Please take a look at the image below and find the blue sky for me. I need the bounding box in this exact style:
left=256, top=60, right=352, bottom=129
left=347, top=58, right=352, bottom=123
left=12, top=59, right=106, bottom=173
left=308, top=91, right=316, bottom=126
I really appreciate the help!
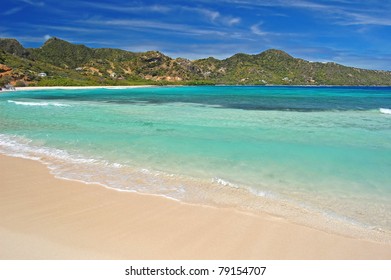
left=1, top=0, right=391, bottom=70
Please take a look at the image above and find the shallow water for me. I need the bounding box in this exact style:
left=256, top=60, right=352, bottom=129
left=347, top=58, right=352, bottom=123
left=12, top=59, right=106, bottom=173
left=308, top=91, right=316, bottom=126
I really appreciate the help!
left=1, top=86, right=390, bottom=242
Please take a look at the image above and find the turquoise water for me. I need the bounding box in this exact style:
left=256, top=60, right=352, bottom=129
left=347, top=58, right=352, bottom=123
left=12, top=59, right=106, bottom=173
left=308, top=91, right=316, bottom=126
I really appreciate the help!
left=1, top=86, right=391, bottom=241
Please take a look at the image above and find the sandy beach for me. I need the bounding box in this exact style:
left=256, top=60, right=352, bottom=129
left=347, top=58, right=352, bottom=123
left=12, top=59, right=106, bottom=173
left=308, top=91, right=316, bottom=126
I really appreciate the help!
left=10, top=85, right=155, bottom=91
left=1, top=154, right=390, bottom=260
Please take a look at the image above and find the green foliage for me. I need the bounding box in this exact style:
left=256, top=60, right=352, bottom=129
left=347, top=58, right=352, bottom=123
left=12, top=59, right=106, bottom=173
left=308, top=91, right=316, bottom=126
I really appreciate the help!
left=0, top=38, right=29, bottom=57
left=29, top=37, right=94, bottom=69
left=36, top=77, right=96, bottom=87
left=0, top=75, right=11, bottom=87
left=1, top=37, right=391, bottom=86
left=184, top=80, right=215, bottom=85
left=15, top=80, right=26, bottom=87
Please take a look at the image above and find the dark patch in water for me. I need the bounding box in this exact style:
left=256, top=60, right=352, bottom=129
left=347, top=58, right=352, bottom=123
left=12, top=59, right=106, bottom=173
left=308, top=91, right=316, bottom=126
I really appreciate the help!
left=2, top=86, right=391, bottom=112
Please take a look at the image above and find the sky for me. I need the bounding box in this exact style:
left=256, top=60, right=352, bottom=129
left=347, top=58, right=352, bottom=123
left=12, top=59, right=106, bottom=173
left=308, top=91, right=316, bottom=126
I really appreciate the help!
left=1, top=0, right=391, bottom=70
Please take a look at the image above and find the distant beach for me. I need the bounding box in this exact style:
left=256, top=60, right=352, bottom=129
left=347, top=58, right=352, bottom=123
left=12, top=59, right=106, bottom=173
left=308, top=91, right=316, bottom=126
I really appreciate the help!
left=13, top=85, right=155, bottom=91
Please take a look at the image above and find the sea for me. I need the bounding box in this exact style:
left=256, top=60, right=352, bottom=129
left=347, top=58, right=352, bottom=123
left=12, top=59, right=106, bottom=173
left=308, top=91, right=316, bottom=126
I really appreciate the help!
left=1, top=86, right=390, bottom=242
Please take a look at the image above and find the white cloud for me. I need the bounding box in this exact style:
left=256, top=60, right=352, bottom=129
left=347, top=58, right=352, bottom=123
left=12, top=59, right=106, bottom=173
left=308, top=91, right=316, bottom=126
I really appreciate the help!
left=36, top=25, right=98, bottom=33
left=337, top=11, right=391, bottom=26
left=44, top=34, right=51, bottom=41
left=227, top=17, right=241, bottom=26
left=2, top=7, right=24, bottom=16
left=220, top=0, right=391, bottom=27
left=178, top=6, right=241, bottom=26
left=19, top=0, right=45, bottom=7
left=250, top=22, right=269, bottom=36
left=199, top=9, right=220, bottom=22
left=82, top=19, right=229, bottom=37
left=78, top=2, right=171, bottom=14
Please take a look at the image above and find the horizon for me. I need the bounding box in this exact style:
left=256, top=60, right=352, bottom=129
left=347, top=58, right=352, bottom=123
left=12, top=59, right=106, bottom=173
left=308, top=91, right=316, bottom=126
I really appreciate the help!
left=1, top=0, right=391, bottom=70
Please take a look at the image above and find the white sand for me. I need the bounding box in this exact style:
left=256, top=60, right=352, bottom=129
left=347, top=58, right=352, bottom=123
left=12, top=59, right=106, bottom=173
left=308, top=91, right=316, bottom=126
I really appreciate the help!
left=1, top=154, right=391, bottom=259
left=14, top=85, right=155, bottom=91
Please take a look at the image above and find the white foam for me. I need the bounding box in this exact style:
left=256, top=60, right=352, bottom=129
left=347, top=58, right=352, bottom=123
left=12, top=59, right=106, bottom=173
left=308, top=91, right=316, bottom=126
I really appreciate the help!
left=7, top=100, right=70, bottom=107
left=0, top=135, right=180, bottom=196
left=249, top=189, right=268, bottom=197
left=110, top=163, right=124, bottom=168
left=0, top=134, right=97, bottom=166
left=212, top=177, right=238, bottom=188
left=1, top=134, right=390, bottom=244
left=140, top=168, right=152, bottom=174
left=380, top=108, right=391, bottom=115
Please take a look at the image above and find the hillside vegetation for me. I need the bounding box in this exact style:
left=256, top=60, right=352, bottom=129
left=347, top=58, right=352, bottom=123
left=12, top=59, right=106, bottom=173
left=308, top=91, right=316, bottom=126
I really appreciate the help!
left=1, top=37, right=391, bottom=86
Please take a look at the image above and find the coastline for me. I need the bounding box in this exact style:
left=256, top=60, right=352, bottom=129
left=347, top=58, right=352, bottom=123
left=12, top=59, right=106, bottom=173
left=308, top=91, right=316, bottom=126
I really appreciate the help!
left=1, top=85, right=389, bottom=95
left=1, top=154, right=390, bottom=259
left=11, top=85, right=156, bottom=91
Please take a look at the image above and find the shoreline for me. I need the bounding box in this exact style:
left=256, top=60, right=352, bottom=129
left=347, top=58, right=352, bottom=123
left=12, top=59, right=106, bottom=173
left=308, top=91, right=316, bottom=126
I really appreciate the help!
left=2, top=84, right=390, bottom=93
left=11, top=85, right=156, bottom=91
left=1, top=154, right=391, bottom=259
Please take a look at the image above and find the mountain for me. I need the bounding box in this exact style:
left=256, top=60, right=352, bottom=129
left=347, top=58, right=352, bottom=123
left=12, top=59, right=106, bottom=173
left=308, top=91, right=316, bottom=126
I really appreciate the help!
left=1, top=37, right=391, bottom=86
left=0, top=39, right=29, bottom=57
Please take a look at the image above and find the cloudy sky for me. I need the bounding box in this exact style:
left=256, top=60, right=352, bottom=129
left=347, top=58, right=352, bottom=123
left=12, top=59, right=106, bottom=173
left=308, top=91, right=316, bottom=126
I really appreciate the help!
left=1, top=0, right=391, bottom=70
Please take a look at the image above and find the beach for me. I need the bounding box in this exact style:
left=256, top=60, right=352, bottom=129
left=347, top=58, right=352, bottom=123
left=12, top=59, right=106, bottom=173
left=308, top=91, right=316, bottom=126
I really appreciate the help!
left=1, top=154, right=391, bottom=259
left=1, top=85, right=391, bottom=259
left=8, top=85, right=156, bottom=91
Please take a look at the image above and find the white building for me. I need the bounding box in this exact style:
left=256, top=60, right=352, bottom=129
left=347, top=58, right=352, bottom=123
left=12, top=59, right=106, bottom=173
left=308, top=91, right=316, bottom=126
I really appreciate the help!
left=38, top=72, right=47, bottom=77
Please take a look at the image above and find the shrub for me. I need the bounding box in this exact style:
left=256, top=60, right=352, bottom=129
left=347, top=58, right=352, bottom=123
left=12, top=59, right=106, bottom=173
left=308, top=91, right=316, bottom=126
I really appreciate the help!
left=15, top=80, right=26, bottom=87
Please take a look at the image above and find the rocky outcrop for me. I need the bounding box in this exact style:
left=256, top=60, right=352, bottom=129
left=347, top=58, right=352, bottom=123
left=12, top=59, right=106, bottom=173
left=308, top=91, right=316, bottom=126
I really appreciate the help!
left=0, top=64, right=12, bottom=78
left=0, top=64, right=12, bottom=73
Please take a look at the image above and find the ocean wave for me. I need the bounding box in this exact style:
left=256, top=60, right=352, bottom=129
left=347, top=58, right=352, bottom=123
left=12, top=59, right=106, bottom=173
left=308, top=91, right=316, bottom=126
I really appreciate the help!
left=0, top=134, right=253, bottom=202
left=212, top=177, right=239, bottom=188
left=0, top=134, right=186, bottom=193
left=0, top=134, right=97, bottom=165
left=1, top=133, right=390, bottom=243
left=380, top=108, right=391, bottom=115
left=7, top=100, right=70, bottom=107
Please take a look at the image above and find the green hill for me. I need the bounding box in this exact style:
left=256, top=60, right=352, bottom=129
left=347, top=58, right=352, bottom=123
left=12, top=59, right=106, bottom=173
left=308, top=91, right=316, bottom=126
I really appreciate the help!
left=29, top=38, right=95, bottom=69
left=1, top=37, right=391, bottom=86
left=0, top=38, right=29, bottom=57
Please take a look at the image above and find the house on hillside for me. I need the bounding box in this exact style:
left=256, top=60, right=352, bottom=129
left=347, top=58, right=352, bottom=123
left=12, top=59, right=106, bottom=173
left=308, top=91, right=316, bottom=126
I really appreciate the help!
left=38, top=72, right=47, bottom=77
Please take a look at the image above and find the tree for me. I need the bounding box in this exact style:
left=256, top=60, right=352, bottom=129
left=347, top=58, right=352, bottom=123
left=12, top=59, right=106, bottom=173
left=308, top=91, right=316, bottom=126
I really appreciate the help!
left=0, top=75, right=11, bottom=87
left=15, top=80, right=26, bottom=87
